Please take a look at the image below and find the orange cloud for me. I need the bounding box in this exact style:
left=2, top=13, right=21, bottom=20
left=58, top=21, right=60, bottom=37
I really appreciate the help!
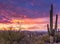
left=11, top=17, right=49, bottom=24
left=0, top=15, right=60, bottom=31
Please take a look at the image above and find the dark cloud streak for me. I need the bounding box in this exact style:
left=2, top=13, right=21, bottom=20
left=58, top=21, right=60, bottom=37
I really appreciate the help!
left=0, top=0, right=60, bottom=23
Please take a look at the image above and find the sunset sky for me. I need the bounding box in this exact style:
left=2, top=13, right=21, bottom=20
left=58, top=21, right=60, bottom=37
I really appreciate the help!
left=0, top=0, right=60, bottom=31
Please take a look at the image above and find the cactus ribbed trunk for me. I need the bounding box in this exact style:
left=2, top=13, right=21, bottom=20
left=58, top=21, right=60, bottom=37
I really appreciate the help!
left=50, top=4, right=53, bottom=33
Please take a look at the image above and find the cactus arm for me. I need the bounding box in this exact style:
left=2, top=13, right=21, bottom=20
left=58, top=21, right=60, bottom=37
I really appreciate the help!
left=47, top=24, right=50, bottom=35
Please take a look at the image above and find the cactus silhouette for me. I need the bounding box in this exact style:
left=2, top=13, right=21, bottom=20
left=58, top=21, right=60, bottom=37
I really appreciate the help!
left=47, top=4, right=58, bottom=43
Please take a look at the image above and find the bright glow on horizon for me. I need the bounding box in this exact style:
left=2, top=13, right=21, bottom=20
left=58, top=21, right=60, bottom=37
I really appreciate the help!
left=0, top=15, right=60, bottom=31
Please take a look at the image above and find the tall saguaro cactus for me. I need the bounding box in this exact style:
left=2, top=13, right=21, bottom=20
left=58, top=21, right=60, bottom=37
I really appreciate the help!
left=50, top=4, right=53, bottom=32
left=47, top=4, right=58, bottom=43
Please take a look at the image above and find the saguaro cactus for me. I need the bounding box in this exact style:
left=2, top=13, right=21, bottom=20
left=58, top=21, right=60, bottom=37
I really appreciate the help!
left=50, top=4, right=53, bottom=32
left=47, top=4, right=58, bottom=43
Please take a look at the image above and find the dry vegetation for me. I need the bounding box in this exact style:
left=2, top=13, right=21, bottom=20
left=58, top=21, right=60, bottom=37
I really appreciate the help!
left=0, top=30, right=60, bottom=44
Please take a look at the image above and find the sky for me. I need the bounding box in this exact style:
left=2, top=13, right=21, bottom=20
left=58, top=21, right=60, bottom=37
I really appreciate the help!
left=0, top=0, right=60, bottom=31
